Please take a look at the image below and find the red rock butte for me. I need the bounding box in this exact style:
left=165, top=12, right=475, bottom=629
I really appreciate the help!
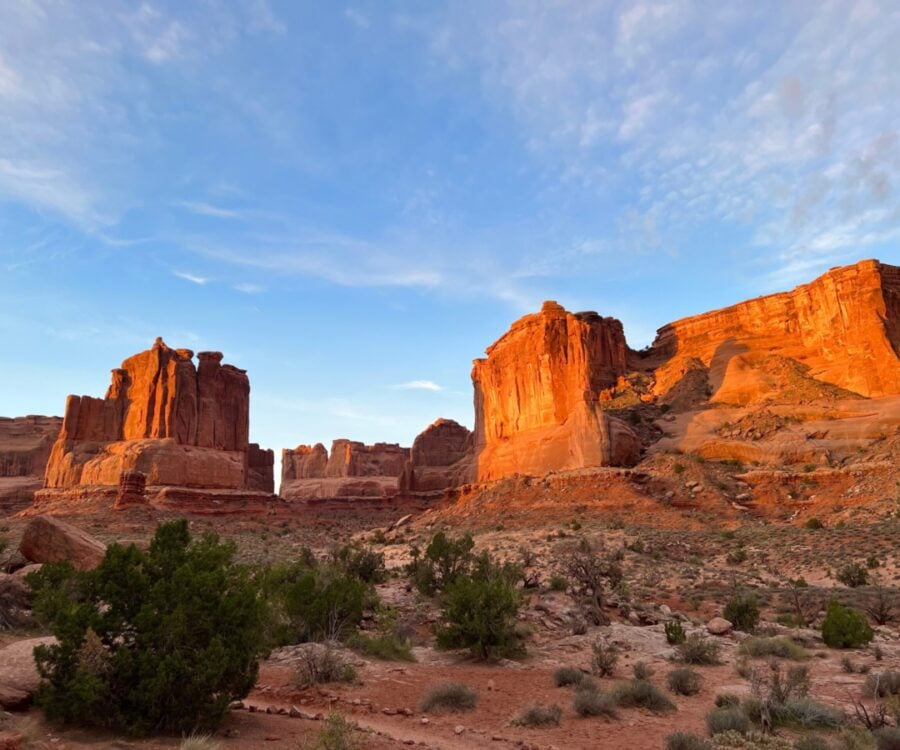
left=37, top=338, right=274, bottom=509
left=277, top=260, right=900, bottom=503
left=645, top=258, right=900, bottom=402
left=472, top=302, right=641, bottom=481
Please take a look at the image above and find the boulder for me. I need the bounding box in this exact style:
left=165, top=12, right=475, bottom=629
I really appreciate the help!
left=0, top=637, right=54, bottom=711
left=19, top=516, right=106, bottom=571
left=706, top=617, right=733, bottom=636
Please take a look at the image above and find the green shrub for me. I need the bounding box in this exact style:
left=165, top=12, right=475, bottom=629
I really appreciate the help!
left=666, top=620, right=687, bottom=645
left=28, top=520, right=265, bottom=734
left=549, top=575, right=569, bottom=592
left=775, top=698, right=844, bottom=729
left=307, top=713, right=361, bottom=750
left=805, top=518, right=824, bottom=530
left=511, top=703, right=562, bottom=727
left=668, top=667, right=702, bottom=695
left=573, top=688, right=618, bottom=718
left=836, top=564, right=869, bottom=588
left=715, top=693, right=741, bottom=708
left=293, top=646, right=357, bottom=689
left=611, top=679, right=676, bottom=713
left=865, top=671, right=900, bottom=698
left=349, top=632, right=414, bottom=662
left=821, top=600, right=874, bottom=649
left=707, top=708, right=750, bottom=735
left=739, top=637, right=807, bottom=660
left=407, top=532, right=474, bottom=595
left=435, top=560, right=523, bottom=660
left=633, top=661, right=654, bottom=680
left=724, top=591, right=760, bottom=632
left=333, top=545, right=386, bottom=584
left=794, top=738, right=831, bottom=750
left=554, top=666, right=587, bottom=687
left=667, top=734, right=712, bottom=750
left=678, top=634, right=722, bottom=665
left=418, top=682, right=478, bottom=713
left=591, top=638, right=619, bottom=676
left=276, top=566, right=370, bottom=643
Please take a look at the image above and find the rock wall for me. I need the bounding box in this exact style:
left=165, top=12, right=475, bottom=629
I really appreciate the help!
left=281, top=440, right=409, bottom=502
left=0, top=416, right=63, bottom=509
left=40, top=339, right=273, bottom=502
left=400, top=419, right=474, bottom=494
left=472, top=301, right=641, bottom=482
left=0, top=416, right=62, bottom=478
left=646, top=259, right=900, bottom=403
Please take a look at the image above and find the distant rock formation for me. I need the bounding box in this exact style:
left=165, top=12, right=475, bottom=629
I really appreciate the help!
left=472, top=301, right=642, bottom=482
left=645, top=259, right=900, bottom=404
left=0, top=416, right=62, bottom=509
left=400, top=419, right=474, bottom=495
left=37, top=338, right=275, bottom=509
left=281, top=440, right=410, bottom=503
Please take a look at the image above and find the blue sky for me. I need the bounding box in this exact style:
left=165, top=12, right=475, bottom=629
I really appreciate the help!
left=2, top=1, right=899, bottom=473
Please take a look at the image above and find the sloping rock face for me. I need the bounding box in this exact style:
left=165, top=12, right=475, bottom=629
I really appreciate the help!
left=646, top=259, right=900, bottom=404
left=38, top=338, right=274, bottom=506
left=400, top=419, right=474, bottom=494
left=19, top=515, right=106, bottom=570
left=472, top=301, right=642, bottom=482
left=0, top=416, right=62, bottom=508
left=281, top=440, right=410, bottom=503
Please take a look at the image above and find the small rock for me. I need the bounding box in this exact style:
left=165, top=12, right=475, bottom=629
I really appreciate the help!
left=486, top=679, right=496, bottom=692
left=707, top=617, right=733, bottom=636
left=454, top=725, right=465, bottom=735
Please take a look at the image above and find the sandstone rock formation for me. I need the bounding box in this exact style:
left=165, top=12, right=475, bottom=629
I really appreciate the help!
left=19, top=515, right=107, bottom=571
left=472, top=301, right=642, bottom=482
left=0, top=416, right=62, bottom=508
left=0, top=636, right=55, bottom=711
left=37, top=338, right=275, bottom=508
left=645, top=259, right=900, bottom=404
left=115, top=470, right=146, bottom=509
left=281, top=440, right=410, bottom=503
left=400, top=419, right=474, bottom=495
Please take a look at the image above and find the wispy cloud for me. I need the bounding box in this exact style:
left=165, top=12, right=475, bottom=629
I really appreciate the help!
left=178, top=200, right=245, bottom=219
left=426, top=1, right=900, bottom=285
left=393, top=380, right=444, bottom=392
left=344, top=8, right=370, bottom=29
left=172, top=270, right=209, bottom=285
left=233, top=282, right=265, bottom=294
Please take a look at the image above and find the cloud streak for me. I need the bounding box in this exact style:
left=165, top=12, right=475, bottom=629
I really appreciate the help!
left=393, top=380, right=444, bottom=392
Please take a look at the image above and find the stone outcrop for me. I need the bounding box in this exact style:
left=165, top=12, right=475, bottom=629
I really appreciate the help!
left=281, top=440, right=410, bottom=503
left=37, top=338, right=275, bottom=508
left=400, top=419, right=474, bottom=494
left=0, top=636, right=55, bottom=711
left=645, top=259, right=900, bottom=403
left=246, top=443, right=275, bottom=493
left=0, top=416, right=62, bottom=508
left=19, top=515, right=107, bottom=571
left=115, top=470, right=146, bottom=509
left=472, top=301, right=642, bottom=482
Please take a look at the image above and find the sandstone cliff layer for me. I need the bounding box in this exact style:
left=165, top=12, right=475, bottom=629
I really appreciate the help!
left=0, top=416, right=63, bottom=508
left=646, top=259, right=900, bottom=403
left=40, top=338, right=273, bottom=503
left=400, top=419, right=474, bottom=495
left=472, top=301, right=641, bottom=482
left=281, top=440, right=410, bottom=502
